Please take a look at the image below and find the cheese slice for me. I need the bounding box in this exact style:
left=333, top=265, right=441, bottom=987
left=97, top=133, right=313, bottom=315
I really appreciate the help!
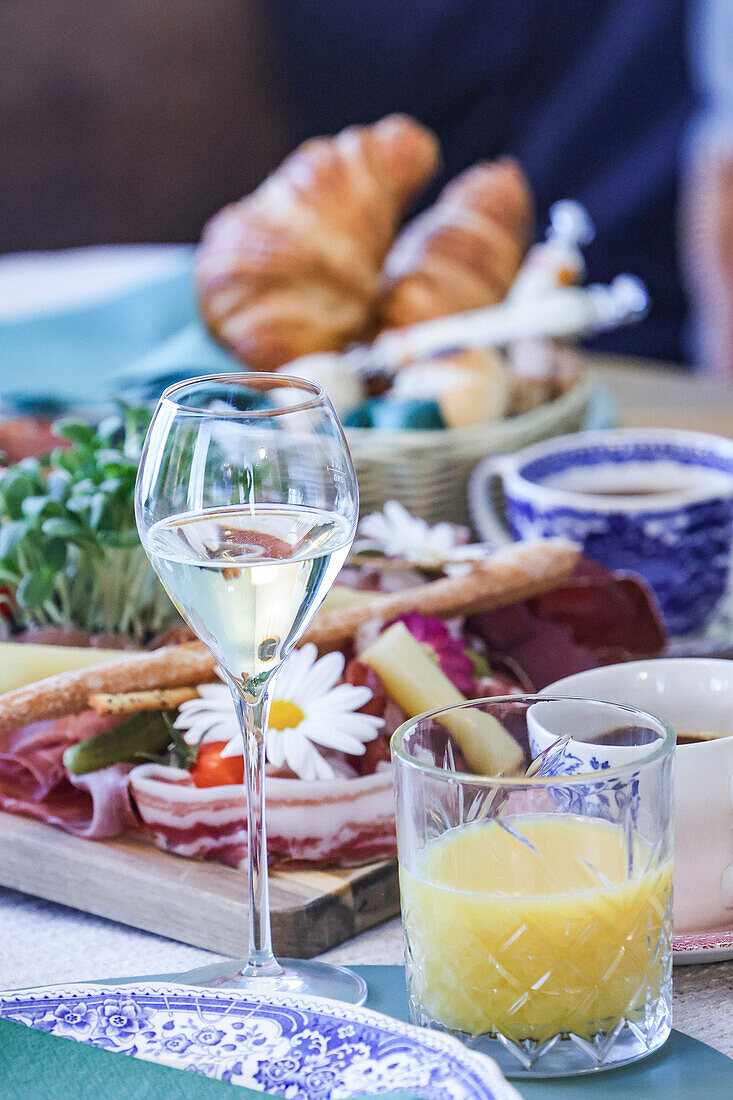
left=361, top=621, right=524, bottom=776
left=0, top=642, right=127, bottom=694
left=321, top=587, right=375, bottom=612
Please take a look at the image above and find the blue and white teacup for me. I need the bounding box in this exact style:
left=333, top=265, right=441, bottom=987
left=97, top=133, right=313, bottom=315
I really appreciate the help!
left=469, top=428, right=733, bottom=635
left=526, top=698, right=651, bottom=824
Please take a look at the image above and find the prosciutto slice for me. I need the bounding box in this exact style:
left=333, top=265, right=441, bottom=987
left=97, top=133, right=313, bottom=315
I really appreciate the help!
left=0, top=712, right=138, bottom=838
left=129, top=763, right=397, bottom=868
left=468, top=560, right=666, bottom=690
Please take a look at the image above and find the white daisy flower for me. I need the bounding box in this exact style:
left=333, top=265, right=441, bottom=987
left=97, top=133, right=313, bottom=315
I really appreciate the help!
left=353, top=500, right=490, bottom=569
left=173, top=643, right=383, bottom=782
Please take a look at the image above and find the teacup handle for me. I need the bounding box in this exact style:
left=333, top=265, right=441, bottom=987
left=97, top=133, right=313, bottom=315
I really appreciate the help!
left=468, top=454, right=515, bottom=547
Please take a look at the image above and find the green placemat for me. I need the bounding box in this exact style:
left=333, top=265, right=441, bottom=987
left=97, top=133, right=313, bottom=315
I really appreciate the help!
left=362, top=966, right=733, bottom=1098
left=1, top=965, right=731, bottom=1098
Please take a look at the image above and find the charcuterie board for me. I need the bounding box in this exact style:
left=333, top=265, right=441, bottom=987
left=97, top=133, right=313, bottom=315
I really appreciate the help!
left=0, top=810, right=400, bottom=957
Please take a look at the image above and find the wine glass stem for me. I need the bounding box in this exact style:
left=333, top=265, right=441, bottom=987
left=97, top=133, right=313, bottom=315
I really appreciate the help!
left=231, top=683, right=283, bottom=978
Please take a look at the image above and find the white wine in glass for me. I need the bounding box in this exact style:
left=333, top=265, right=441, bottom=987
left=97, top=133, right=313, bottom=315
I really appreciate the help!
left=136, top=374, right=365, bottom=1002
left=147, top=505, right=352, bottom=689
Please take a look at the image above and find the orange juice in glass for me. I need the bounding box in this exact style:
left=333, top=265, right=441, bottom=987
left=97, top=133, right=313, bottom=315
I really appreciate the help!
left=393, top=697, right=674, bottom=1078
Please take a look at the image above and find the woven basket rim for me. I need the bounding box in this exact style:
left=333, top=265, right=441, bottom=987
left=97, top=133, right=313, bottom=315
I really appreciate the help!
left=345, top=373, right=594, bottom=459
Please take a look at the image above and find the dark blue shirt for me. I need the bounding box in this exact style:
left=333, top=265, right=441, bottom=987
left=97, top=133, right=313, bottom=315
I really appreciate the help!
left=269, top=0, right=696, bottom=361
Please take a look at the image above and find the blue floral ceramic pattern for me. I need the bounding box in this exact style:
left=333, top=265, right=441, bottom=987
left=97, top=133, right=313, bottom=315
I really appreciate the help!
left=0, top=983, right=518, bottom=1100
left=533, top=740, right=640, bottom=823
left=506, top=438, right=733, bottom=635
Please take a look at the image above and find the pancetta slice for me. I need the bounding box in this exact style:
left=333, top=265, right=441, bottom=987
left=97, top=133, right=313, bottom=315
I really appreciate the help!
left=129, top=763, right=396, bottom=868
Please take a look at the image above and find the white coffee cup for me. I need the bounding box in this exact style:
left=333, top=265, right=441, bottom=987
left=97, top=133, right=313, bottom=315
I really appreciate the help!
left=539, top=659, right=733, bottom=933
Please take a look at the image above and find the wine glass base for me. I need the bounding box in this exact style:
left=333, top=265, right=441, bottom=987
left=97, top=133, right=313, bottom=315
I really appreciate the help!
left=175, top=958, right=368, bottom=1005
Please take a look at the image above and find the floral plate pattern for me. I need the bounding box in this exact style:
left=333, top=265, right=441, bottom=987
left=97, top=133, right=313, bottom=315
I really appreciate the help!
left=0, top=983, right=519, bottom=1100
left=672, top=929, right=733, bottom=965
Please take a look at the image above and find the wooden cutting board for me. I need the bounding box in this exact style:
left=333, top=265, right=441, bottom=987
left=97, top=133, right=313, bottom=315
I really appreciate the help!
left=0, top=810, right=400, bottom=957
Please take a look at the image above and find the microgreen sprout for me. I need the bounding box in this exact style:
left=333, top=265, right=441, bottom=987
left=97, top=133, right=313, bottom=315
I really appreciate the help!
left=0, top=405, right=174, bottom=639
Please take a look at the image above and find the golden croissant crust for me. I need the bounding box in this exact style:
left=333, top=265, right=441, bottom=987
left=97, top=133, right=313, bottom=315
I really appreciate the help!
left=379, top=157, right=533, bottom=329
left=197, top=114, right=440, bottom=370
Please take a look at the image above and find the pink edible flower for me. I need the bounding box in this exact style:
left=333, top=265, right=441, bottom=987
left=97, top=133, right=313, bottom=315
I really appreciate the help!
left=392, top=612, right=476, bottom=695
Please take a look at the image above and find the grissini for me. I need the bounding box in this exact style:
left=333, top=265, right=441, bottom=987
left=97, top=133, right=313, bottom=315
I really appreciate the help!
left=0, top=538, right=578, bottom=731
left=88, top=687, right=201, bottom=716
left=0, top=643, right=216, bottom=732
left=302, top=538, right=579, bottom=646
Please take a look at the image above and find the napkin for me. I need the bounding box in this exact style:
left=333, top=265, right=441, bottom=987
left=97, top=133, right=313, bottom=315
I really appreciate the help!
left=110, top=321, right=238, bottom=401
left=0, top=251, right=223, bottom=406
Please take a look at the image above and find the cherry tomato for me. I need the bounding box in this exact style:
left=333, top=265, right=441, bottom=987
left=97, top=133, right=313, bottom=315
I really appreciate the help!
left=191, top=741, right=243, bottom=788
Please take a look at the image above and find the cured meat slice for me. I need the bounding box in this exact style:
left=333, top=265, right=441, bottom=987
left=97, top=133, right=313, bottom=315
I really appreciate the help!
left=0, top=711, right=138, bottom=838
left=129, top=763, right=396, bottom=868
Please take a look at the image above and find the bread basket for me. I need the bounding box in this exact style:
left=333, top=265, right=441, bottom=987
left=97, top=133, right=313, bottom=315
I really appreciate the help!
left=345, top=368, right=594, bottom=526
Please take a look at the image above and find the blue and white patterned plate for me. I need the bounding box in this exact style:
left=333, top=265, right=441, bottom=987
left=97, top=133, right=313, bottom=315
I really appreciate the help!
left=0, top=982, right=519, bottom=1100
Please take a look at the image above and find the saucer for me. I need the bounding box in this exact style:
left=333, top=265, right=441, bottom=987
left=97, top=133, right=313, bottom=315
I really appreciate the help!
left=0, top=982, right=519, bottom=1100
left=673, top=929, right=733, bottom=966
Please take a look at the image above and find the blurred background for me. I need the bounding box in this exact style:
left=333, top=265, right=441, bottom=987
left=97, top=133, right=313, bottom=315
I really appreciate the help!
left=1, top=0, right=732, bottom=370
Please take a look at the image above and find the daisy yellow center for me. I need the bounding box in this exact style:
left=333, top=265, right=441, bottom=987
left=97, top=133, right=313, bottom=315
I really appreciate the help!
left=269, top=699, right=305, bottom=731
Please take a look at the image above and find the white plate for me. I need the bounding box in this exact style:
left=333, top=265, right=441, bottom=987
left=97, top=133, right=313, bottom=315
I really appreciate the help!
left=0, top=982, right=520, bottom=1099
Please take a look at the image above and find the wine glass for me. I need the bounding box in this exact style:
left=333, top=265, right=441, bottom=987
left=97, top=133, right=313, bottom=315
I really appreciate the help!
left=135, top=373, right=365, bottom=1003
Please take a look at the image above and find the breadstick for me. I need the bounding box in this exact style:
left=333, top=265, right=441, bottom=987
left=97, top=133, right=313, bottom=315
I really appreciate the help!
left=303, top=538, right=579, bottom=646
left=88, top=687, right=200, bottom=716
left=0, top=539, right=577, bottom=731
left=0, top=643, right=216, bottom=732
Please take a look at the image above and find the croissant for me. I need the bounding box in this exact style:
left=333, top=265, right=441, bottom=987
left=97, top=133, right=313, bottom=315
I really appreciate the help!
left=379, top=157, right=533, bottom=329
left=196, top=114, right=440, bottom=370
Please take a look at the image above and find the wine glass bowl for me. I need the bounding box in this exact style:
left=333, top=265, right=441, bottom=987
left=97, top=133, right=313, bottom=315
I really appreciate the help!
left=135, top=373, right=365, bottom=1003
